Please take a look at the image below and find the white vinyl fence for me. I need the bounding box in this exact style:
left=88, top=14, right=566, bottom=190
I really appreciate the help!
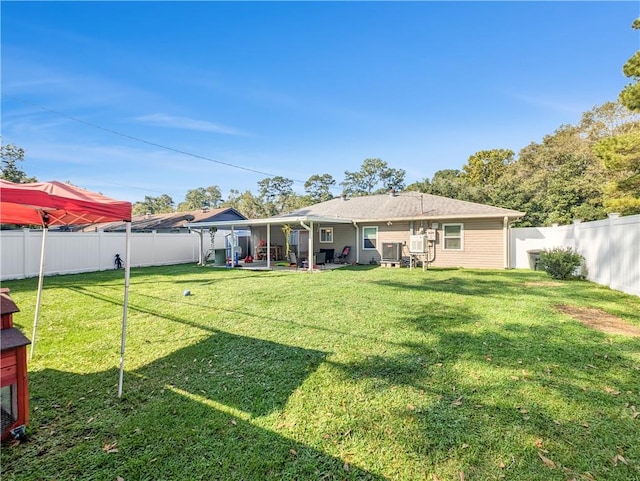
left=510, top=214, right=640, bottom=296
left=0, top=229, right=204, bottom=281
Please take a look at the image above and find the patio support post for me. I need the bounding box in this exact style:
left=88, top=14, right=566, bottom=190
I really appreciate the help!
left=266, top=223, right=271, bottom=269
left=231, top=226, right=235, bottom=266
left=309, top=221, right=314, bottom=271
left=299, top=220, right=313, bottom=271
left=195, top=229, right=204, bottom=265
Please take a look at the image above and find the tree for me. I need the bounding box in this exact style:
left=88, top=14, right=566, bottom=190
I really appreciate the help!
left=341, top=158, right=406, bottom=196
left=619, top=18, right=640, bottom=111
left=304, top=174, right=335, bottom=203
left=132, top=194, right=175, bottom=215
left=512, top=123, right=608, bottom=225
left=462, top=149, right=515, bottom=186
left=579, top=101, right=640, bottom=140
left=177, top=185, right=223, bottom=211
left=379, top=167, right=406, bottom=193
left=257, top=176, right=297, bottom=216
left=1, top=142, right=37, bottom=183
left=222, top=189, right=267, bottom=218
left=594, top=127, right=640, bottom=215
left=406, top=169, right=478, bottom=202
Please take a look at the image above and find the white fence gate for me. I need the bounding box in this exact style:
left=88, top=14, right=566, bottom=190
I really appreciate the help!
left=511, top=214, right=640, bottom=296
left=0, top=229, right=204, bottom=281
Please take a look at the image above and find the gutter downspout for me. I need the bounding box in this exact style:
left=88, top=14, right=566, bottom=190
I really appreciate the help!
left=503, top=216, right=509, bottom=269
left=194, top=229, right=204, bottom=265
left=352, top=221, right=359, bottom=264
left=299, top=220, right=313, bottom=271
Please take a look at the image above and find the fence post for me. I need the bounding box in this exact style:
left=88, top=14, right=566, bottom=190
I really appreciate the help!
left=607, top=213, right=619, bottom=289
left=572, top=219, right=582, bottom=252
left=98, top=230, right=104, bottom=271
left=152, top=230, right=157, bottom=265
left=22, top=228, right=30, bottom=279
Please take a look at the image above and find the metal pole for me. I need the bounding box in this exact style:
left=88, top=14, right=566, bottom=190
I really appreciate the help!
left=30, top=227, right=48, bottom=360
left=118, top=222, right=131, bottom=398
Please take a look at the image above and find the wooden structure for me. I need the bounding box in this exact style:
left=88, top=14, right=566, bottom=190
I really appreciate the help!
left=1, top=288, right=30, bottom=441
left=255, top=244, right=284, bottom=261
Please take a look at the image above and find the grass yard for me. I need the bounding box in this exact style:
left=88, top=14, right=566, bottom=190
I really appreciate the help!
left=1, top=264, right=639, bottom=480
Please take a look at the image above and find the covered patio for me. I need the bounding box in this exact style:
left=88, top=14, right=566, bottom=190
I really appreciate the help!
left=185, top=215, right=356, bottom=272
left=209, top=258, right=350, bottom=272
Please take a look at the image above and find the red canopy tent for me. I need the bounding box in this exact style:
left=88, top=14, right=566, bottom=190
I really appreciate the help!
left=0, top=180, right=133, bottom=397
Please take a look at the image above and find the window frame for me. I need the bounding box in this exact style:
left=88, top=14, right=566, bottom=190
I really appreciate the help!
left=319, top=227, right=333, bottom=243
left=362, top=226, right=378, bottom=250
left=442, top=223, right=464, bottom=251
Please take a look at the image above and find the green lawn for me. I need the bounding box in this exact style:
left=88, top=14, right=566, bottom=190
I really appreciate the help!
left=1, top=265, right=639, bottom=480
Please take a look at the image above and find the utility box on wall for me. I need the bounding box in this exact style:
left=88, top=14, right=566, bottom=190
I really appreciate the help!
left=1, top=288, right=30, bottom=441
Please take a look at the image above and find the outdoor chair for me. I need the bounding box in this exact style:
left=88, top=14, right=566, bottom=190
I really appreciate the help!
left=289, top=252, right=298, bottom=268
left=336, top=246, right=351, bottom=264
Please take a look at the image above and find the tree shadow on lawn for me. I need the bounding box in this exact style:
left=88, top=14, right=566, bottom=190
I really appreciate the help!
left=3, top=333, right=384, bottom=481
left=373, top=269, right=638, bottom=307
left=327, top=300, right=640, bottom=479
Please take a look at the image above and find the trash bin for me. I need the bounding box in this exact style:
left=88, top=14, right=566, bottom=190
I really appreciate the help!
left=527, top=250, right=542, bottom=270
left=214, top=249, right=226, bottom=266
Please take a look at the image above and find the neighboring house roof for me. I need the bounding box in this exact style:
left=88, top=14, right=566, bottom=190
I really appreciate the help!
left=81, top=207, right=247, bottom=232
left=284, top=192, right=525, bottom=222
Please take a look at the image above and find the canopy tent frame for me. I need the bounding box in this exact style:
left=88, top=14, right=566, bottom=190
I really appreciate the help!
left=0, top=180, right=132, bottom=397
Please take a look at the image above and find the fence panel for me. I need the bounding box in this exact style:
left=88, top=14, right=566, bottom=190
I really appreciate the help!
left=610, top=215, right=640, bottom=295
left=1, top=230, right=205, bottom=280
left=511, top=214, right=640, bottom=296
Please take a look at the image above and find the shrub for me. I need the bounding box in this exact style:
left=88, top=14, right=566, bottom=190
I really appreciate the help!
left=538, top=247, right=584, bottom=280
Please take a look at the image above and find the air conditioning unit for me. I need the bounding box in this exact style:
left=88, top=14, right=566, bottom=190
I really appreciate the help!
left=382, top=242, right=402, bottom=262
left=409, top=235, right=428, bottom=253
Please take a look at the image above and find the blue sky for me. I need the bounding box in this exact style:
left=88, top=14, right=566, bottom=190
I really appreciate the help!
left=2, top=1, right=638, bottom=205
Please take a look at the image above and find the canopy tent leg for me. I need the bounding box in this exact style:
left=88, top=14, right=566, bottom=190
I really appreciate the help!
left=118, top=222, right=131, bottom=398
left=30, top=226, right=48, bottom=360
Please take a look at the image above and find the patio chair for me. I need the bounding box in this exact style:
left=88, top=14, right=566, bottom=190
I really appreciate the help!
left=289, top=252, right=298, bottom=268
left=336, top=246, right=351, bottom=264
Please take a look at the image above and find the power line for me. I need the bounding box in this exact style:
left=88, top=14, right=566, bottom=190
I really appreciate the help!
left=3, top=94, right=308, bottom=183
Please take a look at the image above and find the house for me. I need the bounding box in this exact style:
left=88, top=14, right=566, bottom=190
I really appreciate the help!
left=79, top=208, right=246, bottom=233
left=82, top=208, right=249, bottom=265
left=187, top=192, right=525, bottom=270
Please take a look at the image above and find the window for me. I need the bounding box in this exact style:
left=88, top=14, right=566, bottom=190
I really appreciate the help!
left=319, top=227, right=333, bottom=243
left=362, top=226, right=378, bottom=250
left=443, top=224, right=463, bottom=250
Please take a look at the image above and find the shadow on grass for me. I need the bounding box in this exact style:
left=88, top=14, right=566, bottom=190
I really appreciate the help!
left=135, top=332, right=327, bottom=417
left=326, top=297, right=640, bottom=479
left=3, top=333, right=383, bottom=481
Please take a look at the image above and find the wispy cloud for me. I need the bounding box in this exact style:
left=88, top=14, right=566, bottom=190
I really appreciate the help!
left=134, top=113, right=249, bottom=136
left=508, top=91, right=586, bottom=117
